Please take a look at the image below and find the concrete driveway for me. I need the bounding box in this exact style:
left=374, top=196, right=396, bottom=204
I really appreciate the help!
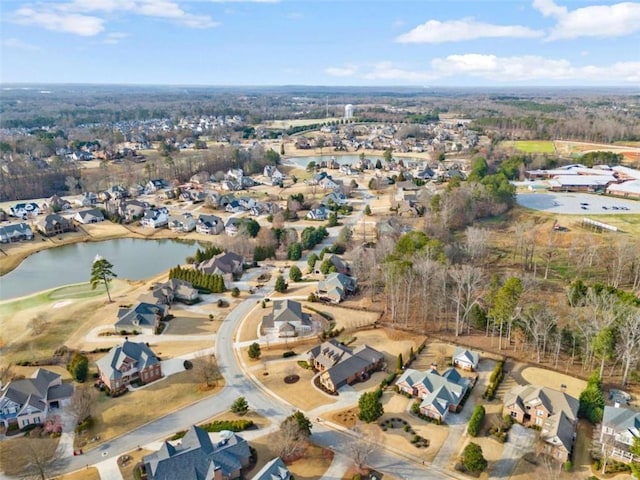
left=488, top=424, right=536, bottom=479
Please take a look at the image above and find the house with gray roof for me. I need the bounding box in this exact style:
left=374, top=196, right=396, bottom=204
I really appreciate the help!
left=74, top=208, right=105, bottom=224
left=307, top=340, right=384, bottom=393
left=313, top=254, right=350, bottom=275
left=396, top=367, right=471, bottom=422
left=251, top=457, right=291, bottom=480
left=600, top=406, right=640, bottom=463
left=143, top=426, right=251, bottom=480
left=168, top=212, right=196, bottom=232
left=317, top=272, right=357, bottom=303
left=0, top=368, right=73, bottom=429
left=96, top=340, right=162, bottom=392
left=198, top=251, right=244, bottom=288
left=115, top=302, right=167, bottom=335
left=503, top=384, right=579, bottom=462
left=196, top=214, right=224, bottom=235
left=0, top=222, right=34, bottom=243
left=452, top=347, right=480, bottom=371
left=262, top=300, right=313, bottom=338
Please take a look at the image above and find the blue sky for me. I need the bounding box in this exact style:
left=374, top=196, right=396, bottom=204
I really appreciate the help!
left=1, top=0, right=639, bottom=86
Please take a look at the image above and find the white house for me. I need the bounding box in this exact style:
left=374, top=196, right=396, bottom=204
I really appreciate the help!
left=168, top=212, right=196, bottom=232
left=140, top=208, right=169, bottom=228
left=600, top=406, right=640, bottom=464
left=452, top=347, right=480, bottom=371
left=74, top=208, right=105, bottom=224
left=9, top=203, right=40, bottom=218
left=196, top=214, right=224, bottom=235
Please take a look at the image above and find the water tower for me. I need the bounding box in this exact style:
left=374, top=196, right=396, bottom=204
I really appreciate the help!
left=344, top=104, right=354, bottom=119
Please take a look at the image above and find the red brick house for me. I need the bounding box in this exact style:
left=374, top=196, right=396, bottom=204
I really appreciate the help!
left=96, top=340, right=162, bottom=392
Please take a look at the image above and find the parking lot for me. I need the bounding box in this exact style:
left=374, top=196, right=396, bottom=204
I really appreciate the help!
left=517, top=192, right=640, bottom=215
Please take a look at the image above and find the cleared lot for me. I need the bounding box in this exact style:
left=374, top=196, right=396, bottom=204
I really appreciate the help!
left=517, top=192, right=640, bottom=215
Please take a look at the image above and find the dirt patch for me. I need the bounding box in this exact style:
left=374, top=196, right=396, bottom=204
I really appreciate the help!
left=162, top=311, right=220, bottom=335
left=520, top=366, right=586, bottom=398
left=328, top=407, right=359, bottom=429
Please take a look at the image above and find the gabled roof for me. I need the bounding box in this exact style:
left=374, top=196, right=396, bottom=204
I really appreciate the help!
left=115, top=302, right=166, bottom=329
left=541, top=411, right=574, bottom=452
left=251, top=457, right=291, bottom=480
left=396, top=367, right=469, bottom=401
left=96, top=340, right=160, bottom=381
left=603, top=406, right=640, bottom=436
left=0, top=368, right=71, bottom=415
left=504, top=385, right=578, bottom=422
left=143, top=427, right=250, bottom=480
left=453, top=347, right=480, bottom=367
left=262, top=300, right=311, bottom=329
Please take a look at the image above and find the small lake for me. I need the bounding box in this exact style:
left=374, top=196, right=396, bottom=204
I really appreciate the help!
left=0, top=238, right=206, bottom=300
left=285, top=154, right=427, bottom=169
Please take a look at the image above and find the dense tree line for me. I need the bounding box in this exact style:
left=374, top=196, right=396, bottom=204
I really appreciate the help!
left=169, top=266, right=226, bottom=293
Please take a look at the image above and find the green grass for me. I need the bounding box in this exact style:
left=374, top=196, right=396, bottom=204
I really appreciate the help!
left=0, top=282, right=108, bottom=316
left=501, top=140, right=556, bottom=154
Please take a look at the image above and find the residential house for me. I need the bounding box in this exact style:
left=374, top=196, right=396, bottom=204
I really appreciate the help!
left=77, top=192, right=98, bottom=207
left=307, top=339, right=384, bottom=393
left=140, top=208, right=169, bottom=229
left=35, top=214, right=75, bottom=236
left=0, top=223, right=34, bottom=243
left=503, top=385, right=579, bottom=462
left=396, top=367, right=471, bottom=422
left=0, top=369, right=73, bottom=430
left=9, top=202, right=40, bottom=218
left=198, top=251, right=244, bottom=287
left=225, top=200, right=244, bottom=214
left=96, top=340, right=162, bottom=392
left=317, top=272, right=357, bottom=303
left=320, top=192, right=348, bottom=207
left=168, top=212, right=196, bottom=232
left=262, top=299, right=313, bottom=337
left=452, top=347, right=480, bottom=371
left=109, top=185, right=129, bottom=199
left=251, top=457, right=291, bottom=480
left=313, top=254, right=350, bottom=275
left=600, top=406, right=640, bottom=464
left=196, top=214, right=225, bottom=235
left=43, top=194, right=71, bottom=212
left=319, top=176, right=341, bottom=191
left=114, top=302, right=167, bottom=335
left=116, top=199, right=148, bottom=222
left=74, top=208, right=105, bottom=224
left=224, top=217, right=240, bottom=236
left=146, top=179, right=169, bottom=193
left=306, top=206, right=329, bottom=221
left=143, top=426, right=251, bottom=480
left=140, top=279, right=199, bottom=306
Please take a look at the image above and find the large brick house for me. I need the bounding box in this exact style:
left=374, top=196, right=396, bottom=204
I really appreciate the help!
left=307, top=340, right=384, bottom=393
left=262, top=300, right=314, bottom=338
left=504, top=385, right=579, bottom=462
left=96, top=340, right=162, bottom=392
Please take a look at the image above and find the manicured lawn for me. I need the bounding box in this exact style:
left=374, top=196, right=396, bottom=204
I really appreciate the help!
left=501, top=140, right=556, bottom=154
left=55, top=467, right=101, bottom=480
left=82, top=368, right=223, bottom=450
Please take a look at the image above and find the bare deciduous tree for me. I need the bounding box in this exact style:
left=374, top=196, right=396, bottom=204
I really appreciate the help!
left=449, top=264, right=484, bottom=336
left=348, top=426, right=379, bottom=473
left=464, top=226, right=489, bottom=266
left=194, top=354, right=221, bottom=388
left=615, top=309, right=640, bottom=386
left=0, top=436, right=60, bottom=480
left=68, top=385, right=96, bottom=424
left=28, top=314, right=49, bottom=336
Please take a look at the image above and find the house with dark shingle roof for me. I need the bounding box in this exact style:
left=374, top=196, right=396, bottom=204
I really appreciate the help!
left=262, top=300, right=313, bottom=338
left=251, top=457, right=291, bottom=480
left=307, top=340, right=384, bottom=393
left=196, top=214, right=224, bottom=235
left=197, top=251, right=244, bottom=288
left=503, top=384, right=578, bottom=462
left=115, top=302, right=167, bottom=335
left=143, top=426, right=251, bottom=480
left=96, top=340, right=162, bottom=392
left=396, top=367, right=471, bottom=422
left=600, top=406, right=640, bottom=464
left=140, top=279, right=199, bottom=306
left=35, top=214, right=75, bottom=236
left=0, top=368, right=73, bottom=429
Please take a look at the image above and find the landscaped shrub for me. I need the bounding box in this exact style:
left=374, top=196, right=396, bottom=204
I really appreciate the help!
left=297, top=360, right=311, bottom=369
left=483, top=360, right=505, bottom=400
left=467, top=405, right=486, bottom=437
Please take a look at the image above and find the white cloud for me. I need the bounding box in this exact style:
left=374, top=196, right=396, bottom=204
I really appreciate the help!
left=325, top=65, right=358, bottom=77
left=10, top=0, right=218, bottom=35
left=286, top=12, right=304, bottom=20
left=396, top=18, right=543, bottom=43
left=2, top=37, right=42, bottom=51
left=13, top=7, right=106, bottom=36
left=104, top=32, right=130, bottom=44
left=533, top=0, right=640, bottom=39
left=335, top=55, right=640, bottom=84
